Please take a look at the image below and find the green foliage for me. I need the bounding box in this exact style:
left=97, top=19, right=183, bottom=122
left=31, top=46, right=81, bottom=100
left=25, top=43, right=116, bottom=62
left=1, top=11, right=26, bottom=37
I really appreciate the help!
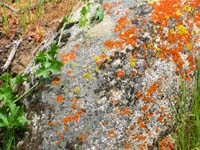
left=0, top=42, right=63, bottom=149
left=34, top=43, right=63, bottom=78
left=94, top=6, right=104, bottom=21
left=79, top=3, right=90, bottom=27
left=173, top=56, right=200, bottom=150
left=79, top=2, right=105, bottom=27
left=0, top=73, right=28, bottom=150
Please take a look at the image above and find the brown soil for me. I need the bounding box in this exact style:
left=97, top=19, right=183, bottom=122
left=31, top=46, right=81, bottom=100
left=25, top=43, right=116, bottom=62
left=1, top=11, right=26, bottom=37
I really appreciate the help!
left=0, top=0, right=80, bottom=74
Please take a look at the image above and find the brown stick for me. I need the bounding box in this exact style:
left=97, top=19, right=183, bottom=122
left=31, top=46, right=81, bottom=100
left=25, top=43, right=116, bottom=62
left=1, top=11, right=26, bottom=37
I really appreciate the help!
left=0, top=2, right=20, bottom=13
left=2, top=37, right=23, bottom=71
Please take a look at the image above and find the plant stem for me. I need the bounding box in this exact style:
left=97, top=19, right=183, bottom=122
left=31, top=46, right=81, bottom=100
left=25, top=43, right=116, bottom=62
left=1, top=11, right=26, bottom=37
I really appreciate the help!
left=14, top=81, right=40, bottom=103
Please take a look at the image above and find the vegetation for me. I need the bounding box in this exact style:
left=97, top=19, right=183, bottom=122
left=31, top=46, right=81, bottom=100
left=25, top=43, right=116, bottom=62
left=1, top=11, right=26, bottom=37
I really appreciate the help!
left=34, top=43, right=63, bottom=78
left=173, top=55, right=200, bottom=149
left=79, top=2, right=104, bottom=27
left=0, top=73, right=28, bottom=150
left=0, top=43, right=63, bottom=149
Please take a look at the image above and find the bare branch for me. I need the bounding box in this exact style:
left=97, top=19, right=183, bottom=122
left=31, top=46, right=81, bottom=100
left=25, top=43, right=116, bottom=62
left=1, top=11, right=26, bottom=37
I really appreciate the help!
left=0, top=2, right=20, bottom=13
left=2, top=37, right=23, bottom=71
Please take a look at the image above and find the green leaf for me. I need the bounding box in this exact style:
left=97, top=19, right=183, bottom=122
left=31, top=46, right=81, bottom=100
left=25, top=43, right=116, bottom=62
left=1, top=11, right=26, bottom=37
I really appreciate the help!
left=79, top=15, right=88, bottom=27
left=34, top=51, right=47, bottom=63
left=0, top=84, right=14, bottom=103
left=95, top=7, right=104, bottom=21
left=0, top=73, right=11, bottom=83
left=44, top=62, right=52, bottom=68
left=16, top=107, right=27, bottom=126
left=48, top=43, right=58, bottom=59
left=0, top=113, right=9, bottom=127
left=10, top=74, right=26, bottom=88
left=81, top=4, right=90, bottom=16
left=36, top=67, right=50, bottom=78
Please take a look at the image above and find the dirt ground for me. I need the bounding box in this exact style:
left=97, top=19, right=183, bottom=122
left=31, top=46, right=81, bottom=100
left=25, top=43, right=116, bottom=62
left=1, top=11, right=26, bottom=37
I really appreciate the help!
left=0, top=0, right=80, bottom=74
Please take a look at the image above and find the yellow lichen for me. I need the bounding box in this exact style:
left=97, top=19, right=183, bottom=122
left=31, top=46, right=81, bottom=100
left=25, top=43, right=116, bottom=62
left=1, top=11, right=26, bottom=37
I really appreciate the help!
left=177, top=25, right=188, bottom=35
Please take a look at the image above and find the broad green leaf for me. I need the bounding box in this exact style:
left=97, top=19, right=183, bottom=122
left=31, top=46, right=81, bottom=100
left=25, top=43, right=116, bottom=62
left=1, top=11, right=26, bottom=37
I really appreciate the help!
left=95, top=7, right=104, bottom=21
left=34, top=51, right=47, bottom=63
left=48, top=43, right=58, bottom=59
left=0, top=73, right=11, bottom=83
left=0, top=113, right=9, bottom=127
left=36, top=67, right=50, bottom=78
left=0, top=84, right=14, bottom=103
left=79, top=15, right=88, bottom=27
left=16, top=107, right=28, bottom=126
left=10, top=74, right=26, bottom=88
left=81, top=4, right=90, bottom=16
left=44, top=62, right=52, bottom=68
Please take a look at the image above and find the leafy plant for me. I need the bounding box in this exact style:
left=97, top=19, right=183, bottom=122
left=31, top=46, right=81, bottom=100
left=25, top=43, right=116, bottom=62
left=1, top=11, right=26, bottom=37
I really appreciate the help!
left=94, top=6, right=104, bottom=21
left=34, top=43, right=63, bottom=78
left=79, top=1, right=104, bottom=27
left=0, top=73, right=28, bottom=150
left=79, top=3, right=91, bottom=27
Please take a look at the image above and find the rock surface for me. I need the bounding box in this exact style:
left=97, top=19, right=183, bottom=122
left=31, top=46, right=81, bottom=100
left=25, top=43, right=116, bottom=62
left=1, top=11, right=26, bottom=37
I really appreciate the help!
left=28, top=0, right=200, bottom=149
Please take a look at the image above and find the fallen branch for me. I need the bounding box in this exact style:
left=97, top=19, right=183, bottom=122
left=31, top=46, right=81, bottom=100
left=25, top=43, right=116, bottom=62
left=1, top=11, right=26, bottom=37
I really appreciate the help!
left=0, top=2, right=20, bottom=13
left=2, top=37, right=23, bottom=71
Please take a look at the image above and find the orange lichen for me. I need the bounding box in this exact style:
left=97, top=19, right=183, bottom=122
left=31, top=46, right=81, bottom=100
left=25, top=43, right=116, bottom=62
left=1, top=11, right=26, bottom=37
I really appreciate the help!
left=116, top=69, right=125, bottom=78
left=124, top=140, right=131, bottom=150
left=150, top=0, right=182, bottom=27
left=69, top=50, right=75, bottom=60
left=103, top=2, right=120, bottom=9
left=58, top=131, right=63, bottom=140
left=159, top=136, right=174, bottom=150
left=146, top=81, right=158, bottom=96
left=139, top=123, right=146, bottom=129
left=74, top=44, right=80, bottom=49
left=108, top=129, right=115, bottom=137
left=115, top=16, right=131, bottom=32
left=61, top=50, right=76, bottom=63
left=56, top=95, right=64, bottom=103
left=63, top=126, right=70, bottom=131
left=55, top=141, right=60, bottom=146
left=114, top=40, right=124, bottom=49
left=138, top=135, right=146, bottom=141
left=129, top=125, right=135, bottom=130
left=141, top=105, right=148, bottom=111
left=38, top=84, right=45, bottom=91
left=101, top=53, right=107, bottom=59
left=138, top=144, right=145, bottom=150
left=79, top=134, right=86, bottom=143
left=73, top=113, right=79, bottom=123
left=71, top=104, right=77, bottom=109
left=62, top=115, right=72, bottom=125
left=144, top=112, right=154, bottom=119
left=66, top=69, right=72, bottom=75
left=118, top=26, right=136, bottom=47
left=96, top=60, right=103, bottom=65
left=160, top=106, right=165, bottom=113
left=52, top=77, right=61, bottom=84
left=157, top=115, right=164, bottom=122
left=48, top=120, right=54, bottom=126
left=104, top=40, right=115, bottom=49
left=137, top=117, right=143, bottom=124
left=120, top=107, right=132, bottom=115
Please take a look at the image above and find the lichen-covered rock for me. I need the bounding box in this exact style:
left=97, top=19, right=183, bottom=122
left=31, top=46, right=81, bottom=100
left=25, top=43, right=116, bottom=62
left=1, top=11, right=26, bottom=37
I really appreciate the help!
left=29, top=0, right=200, bottom=149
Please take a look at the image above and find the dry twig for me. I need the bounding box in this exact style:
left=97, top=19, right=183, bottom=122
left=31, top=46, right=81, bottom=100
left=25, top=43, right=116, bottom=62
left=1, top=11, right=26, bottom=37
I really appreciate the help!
left=0, top=2, right=20, bottom=13
left=2, top=37, right=23, bottom=71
